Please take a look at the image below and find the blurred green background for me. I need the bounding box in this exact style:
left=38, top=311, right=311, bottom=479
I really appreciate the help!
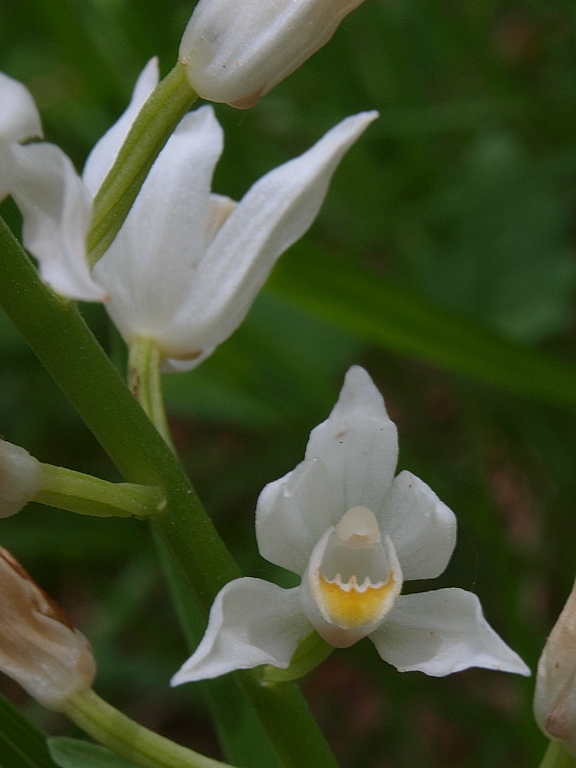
left=2, top=0, right=576, bottom=766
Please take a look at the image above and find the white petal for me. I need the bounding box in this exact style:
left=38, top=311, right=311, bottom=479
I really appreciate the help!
left=94, top=106, right=224, bottom=349
left=256, top=457, right=334, bottom=575
left=369, top=588, right=530, bottom=677
left=305, top=365, right=398, bottom=513
left=82, top=58, right=159, bottom=195
left=171, top=112, right=378, bottom=354
left=379, top=470, right=457, bottom=580
left=10, top=143, right=104, bottom=301
left=0, top=72, right=42, bottom=145
left=170, top=578, right=310, bottom=683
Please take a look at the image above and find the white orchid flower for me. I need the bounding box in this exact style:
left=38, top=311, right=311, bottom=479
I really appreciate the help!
left=172, top=366, right=530, bottom=683
left=0, top=71, right=102, bottom=300
left=1, top=65, right=377, bottom=372
left=179, top=0, right=368, bottom=108
left=90, top=105, right=378, bottom=371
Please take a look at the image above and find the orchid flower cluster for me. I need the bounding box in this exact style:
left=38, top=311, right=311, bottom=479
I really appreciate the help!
left=0, top=1, right=571, bottom=768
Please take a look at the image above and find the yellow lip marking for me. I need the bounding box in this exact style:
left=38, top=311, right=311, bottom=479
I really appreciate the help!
left=318, top=573, right=398, bottom=629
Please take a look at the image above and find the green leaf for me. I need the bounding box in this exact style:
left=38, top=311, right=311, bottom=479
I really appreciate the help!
left=48, top=738, right=140, bottom=768
left=0, top=692, right=58, bottom=768
left=269, top=241, right=576, bottom=411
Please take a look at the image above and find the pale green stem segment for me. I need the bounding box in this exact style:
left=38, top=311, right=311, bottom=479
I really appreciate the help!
left=128, top=336, right=175, bottom=452
left=87, top=62, right=197, bottom=267
left=62, top=688, right=233, bottom=768
left=539, top=741, right=576, bottom=768
left=263, top=631, right=333, bottom=684
left=35, top=464, right=164, bottom=518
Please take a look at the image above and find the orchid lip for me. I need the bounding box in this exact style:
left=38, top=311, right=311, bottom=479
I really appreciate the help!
left=302, top=506, right=403, bottom=640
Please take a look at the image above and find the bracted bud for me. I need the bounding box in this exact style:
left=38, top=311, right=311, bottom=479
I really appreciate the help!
left=0, top=546, right=96, bottom=710
left=0, top=439, right=41, bottom=518
left=534, top=578, right=576, bottom=756
left=179, top=0, right=367, bottom=108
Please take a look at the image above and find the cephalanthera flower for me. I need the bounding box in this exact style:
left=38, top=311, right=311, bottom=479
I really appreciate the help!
left=0, top=439, right=41, bottom=518
left=91, top=105, right=378, bottom=371
left=172, top=366, right=530, bottom=683
left=1, top=64, right=377, bottom=371
left=0, top=546, right=95, bottom=710
left=179, top=0, right=367, bottom=108
left=534, top=578, right=576, bottom=756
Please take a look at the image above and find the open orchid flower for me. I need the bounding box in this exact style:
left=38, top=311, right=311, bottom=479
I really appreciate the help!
left=0, top=72, right=102, bottom=300
left=91, top=107, right=377, bottom=371
left=172, top=366, right=530, bottom=683
left=1, top=65, right=377, bottom=372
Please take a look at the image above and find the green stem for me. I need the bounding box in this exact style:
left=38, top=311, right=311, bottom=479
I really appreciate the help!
left=87, top=62, right=197, bottom=266
left=0, top=218, right=340, bottom=768
left=128, top=337, right=175, bottom=450
left=263, top=631, right=333, bottom=684
left=539, top=741, right=576, bottom=768
left=35, top=464, right=164, bottom=518
left=62, top=689, right=231, bottom=768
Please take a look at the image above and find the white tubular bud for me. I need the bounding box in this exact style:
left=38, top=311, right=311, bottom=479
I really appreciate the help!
left=0, top=546, right=96, bottom=710
left=534, top=578, right=576, bottom=756
left=179, top=0, right=367, bottom=108
left=0, top=440, right=41, bottom=518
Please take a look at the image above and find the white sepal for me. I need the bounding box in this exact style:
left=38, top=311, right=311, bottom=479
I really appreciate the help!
left=306, top=365, right=398, bottom=514
left=0, top=71, right=42, bottom=146
left=11, top=143, right=103, bottom=301
left=171, top=578, right=311, bottom=683
left=171, top=111, right=379, bottom=359
left=370, top=588, right=531, bottom=677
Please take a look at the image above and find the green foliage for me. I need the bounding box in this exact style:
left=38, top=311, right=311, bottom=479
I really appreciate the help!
left=0, top=693, right=58, bottom=768
left=48, top=738, right=140, bottom=768
left=2, top=0, right=576, bottom=767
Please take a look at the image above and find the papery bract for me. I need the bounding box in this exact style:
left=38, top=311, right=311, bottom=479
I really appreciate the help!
left=172, top=366, right=530, bottom=683
left=179, top=0, right=367, bottom=108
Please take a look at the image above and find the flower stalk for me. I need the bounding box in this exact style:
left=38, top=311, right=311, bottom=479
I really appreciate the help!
left=35, top=464, right=164, bottom=518
left=263, top=631, right=333, bottom=684
left=62, top=688, right=232, bottom=768
left=128, top=336, right=175, bottom=450
left=87, top=62, right=197, bottom=267
left=538, top=741, right=576, bottom=768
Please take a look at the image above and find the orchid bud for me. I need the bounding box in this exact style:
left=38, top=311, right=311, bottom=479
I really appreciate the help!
left=179, top=0, right=367, bottom=108
left=534, top=578, right=576, bottom=756
left=0, top=439, right=41, bottom=518
left=0, top=546, right=96, bottom=710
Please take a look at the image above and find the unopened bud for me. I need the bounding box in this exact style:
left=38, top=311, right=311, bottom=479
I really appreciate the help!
left=0, top=546, right=96, bottom=710
left=0, top=440, right=41, bottom=517
left=534, top=578, right=576, bottom=756
left=179, top=0, right=367, bottom=108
